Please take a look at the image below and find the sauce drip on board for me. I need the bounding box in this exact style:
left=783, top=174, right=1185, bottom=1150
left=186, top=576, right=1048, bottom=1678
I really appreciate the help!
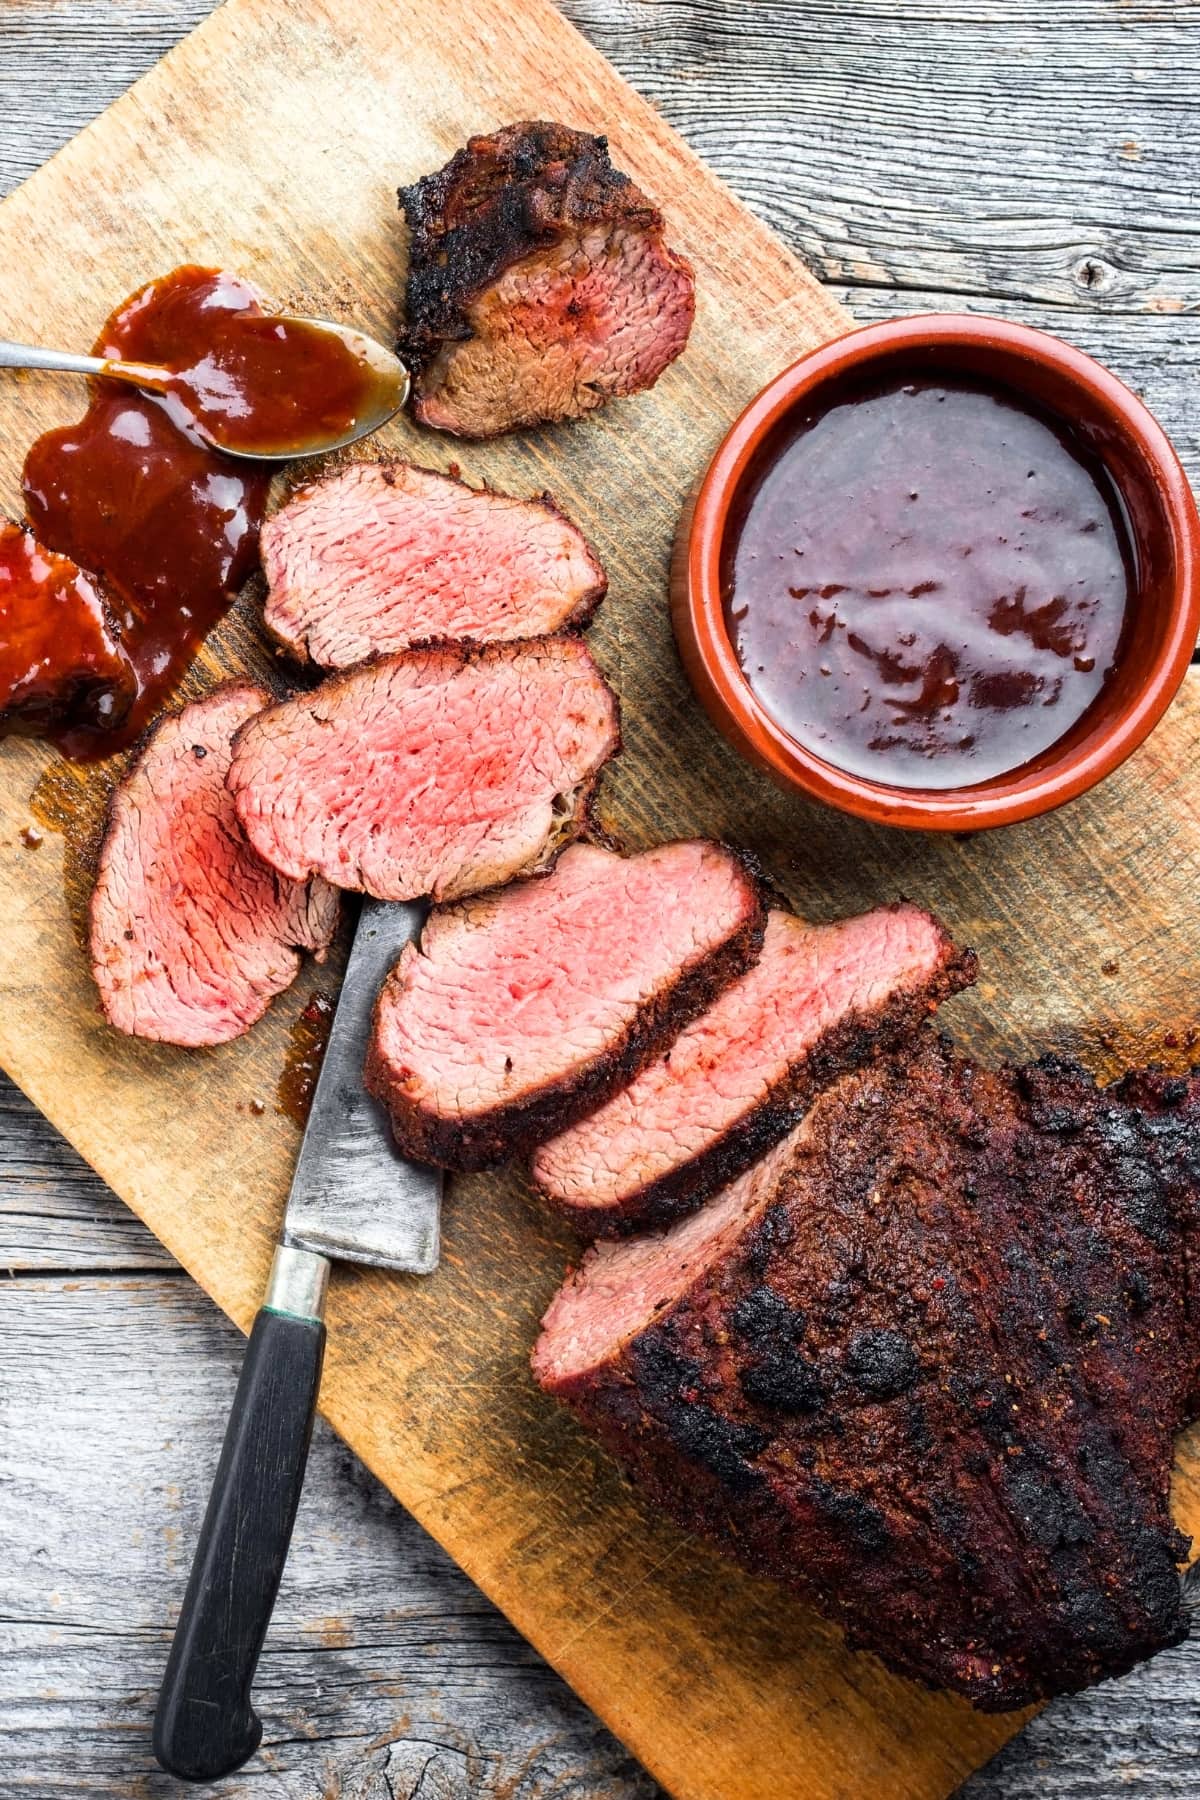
left=722, top=375, right=1135, bottom=790
left=14, top=264, right=400, bottom=761
left=277, top=990, right=336, bottom=1126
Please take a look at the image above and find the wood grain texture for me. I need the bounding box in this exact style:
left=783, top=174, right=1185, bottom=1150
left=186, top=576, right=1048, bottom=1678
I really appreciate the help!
left=2, top=3, right=1200, bottom=1800
left=0, top=1268, right=660, bottom=1800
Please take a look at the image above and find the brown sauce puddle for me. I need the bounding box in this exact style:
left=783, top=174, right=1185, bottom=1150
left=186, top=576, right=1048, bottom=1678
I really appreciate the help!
left=277, top=990, right=336, bottom=1126
left=21, top=268, right=273, bottom=758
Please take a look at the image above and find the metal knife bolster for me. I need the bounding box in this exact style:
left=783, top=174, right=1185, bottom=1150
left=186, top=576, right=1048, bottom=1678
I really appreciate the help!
left=282, top=896, right=443, bottom=1277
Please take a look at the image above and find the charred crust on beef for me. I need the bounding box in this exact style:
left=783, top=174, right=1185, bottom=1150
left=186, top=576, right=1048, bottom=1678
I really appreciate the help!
left=633, top=1333, right=769, bottom=1494
left=535, top=1034, right=1200, bottom=1709
left=810, top=1479, right=892, bottom=1556
left=844, top=1328, right=920, bottom=1399
left=729, top=1285, right=807, bottom=1343
left=740, top=1345, right=825, bottom=1414
left=398, top=121, right=695, bottom=438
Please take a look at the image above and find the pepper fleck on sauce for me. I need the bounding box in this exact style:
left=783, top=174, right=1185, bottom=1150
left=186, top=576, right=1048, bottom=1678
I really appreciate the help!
left=722, top=375, right=1135, bottom=790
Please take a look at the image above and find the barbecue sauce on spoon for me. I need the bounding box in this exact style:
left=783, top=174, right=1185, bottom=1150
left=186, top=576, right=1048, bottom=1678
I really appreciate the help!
left=16, top=265, right=397, bottom=760
left=722, top=375, right=1135, bottom=789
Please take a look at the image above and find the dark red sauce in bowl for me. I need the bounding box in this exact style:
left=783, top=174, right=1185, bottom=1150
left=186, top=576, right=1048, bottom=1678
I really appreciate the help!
left=673, top=315, right=1200, bottom=831
left=722, top=375, right=1135, bottom=791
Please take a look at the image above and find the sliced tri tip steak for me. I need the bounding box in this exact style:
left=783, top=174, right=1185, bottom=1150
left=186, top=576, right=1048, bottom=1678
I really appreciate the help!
left=532, top=903, right=976, bottom=1235
left=261, top=461, right=607, bottom=668
left=399, top=121, right=695, bottom=438
left=365, top=840, right=765, bottom=1169
left=89, top=684, right=339, bottom=1047
left=226, top=637, right=619, bottom=904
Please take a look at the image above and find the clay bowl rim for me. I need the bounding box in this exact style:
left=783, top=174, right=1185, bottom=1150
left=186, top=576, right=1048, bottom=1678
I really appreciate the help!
left=675, top=312, right=1200, bottom=830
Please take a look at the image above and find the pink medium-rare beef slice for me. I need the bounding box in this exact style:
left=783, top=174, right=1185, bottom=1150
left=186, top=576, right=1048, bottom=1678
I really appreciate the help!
left=90, top=684, right=339, bottom=1047
left=533, top=902, right=976, bottom=1233
left=225, top=637, right=620, bottom=905
left=261, top=461, right=607, bottom=668
left=364, top=840, right=765, bottom=1169
left=533, top=1038, right=1200, bottom=1710
left=0, top=517, right=135, bottom=737
left=399, top=121, right=695, bottom=438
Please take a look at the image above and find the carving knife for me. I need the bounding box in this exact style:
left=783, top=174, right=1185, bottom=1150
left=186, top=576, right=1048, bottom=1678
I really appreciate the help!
left=153, top=898, right=442, bottom=1783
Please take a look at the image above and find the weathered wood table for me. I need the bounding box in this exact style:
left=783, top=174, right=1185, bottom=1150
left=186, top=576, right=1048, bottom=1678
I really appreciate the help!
left=2, top=2, right=1199, bottom=1794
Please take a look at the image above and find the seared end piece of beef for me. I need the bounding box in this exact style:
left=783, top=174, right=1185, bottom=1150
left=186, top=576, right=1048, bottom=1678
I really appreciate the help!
left=0, top=519, right=135, bottom=736
left=226, top=637, right=620, bottom=904
left=399, top=121, right=696, bottom=438
left=261, top=461, right=607, bottom=668
left=533, top=903, right=975, bottom=1234
left=365, top=840, right=765, bottom=1170
left=535, top=1035, right=1200, bottom=1710
left=90, top=685, right=339, bottom=1046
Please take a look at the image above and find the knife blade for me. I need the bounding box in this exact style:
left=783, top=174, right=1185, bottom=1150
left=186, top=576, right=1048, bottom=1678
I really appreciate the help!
left=153, top=897, right=442, bottom=1783
left=286, top=896, right=440, bottom=1273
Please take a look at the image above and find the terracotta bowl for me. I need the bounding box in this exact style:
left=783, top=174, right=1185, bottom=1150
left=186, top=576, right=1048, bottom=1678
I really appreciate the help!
left=671, top=314, right=1200, bottom=830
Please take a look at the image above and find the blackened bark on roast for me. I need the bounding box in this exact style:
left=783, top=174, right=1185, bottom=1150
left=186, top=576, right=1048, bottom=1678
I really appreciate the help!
left=398, top=121, right=695, bottom=437
left=535, top=1034, right=1200, bottom=1710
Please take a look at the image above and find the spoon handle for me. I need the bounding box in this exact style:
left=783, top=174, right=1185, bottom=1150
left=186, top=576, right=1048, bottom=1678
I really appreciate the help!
left=0, top=338, right=108, bottom=376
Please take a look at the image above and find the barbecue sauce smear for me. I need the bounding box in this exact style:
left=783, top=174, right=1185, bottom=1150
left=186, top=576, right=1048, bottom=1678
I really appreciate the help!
left=723, top=376, right=1135, bottom=788
left=20, top=269, right=274, bottom=758
left=15, top=264, right=396, bottom=761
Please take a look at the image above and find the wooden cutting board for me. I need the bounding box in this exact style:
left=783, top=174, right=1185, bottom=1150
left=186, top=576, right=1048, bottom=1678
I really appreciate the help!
left=2, top=2, right=1199, bottom=1795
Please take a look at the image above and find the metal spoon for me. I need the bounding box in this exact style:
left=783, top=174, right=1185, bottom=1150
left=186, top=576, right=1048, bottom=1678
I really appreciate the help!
left=0, top=320, right=409, bottom=460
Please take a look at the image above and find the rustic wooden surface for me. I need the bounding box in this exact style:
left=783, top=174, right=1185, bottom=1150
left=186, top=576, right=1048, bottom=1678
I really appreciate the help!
left=3, top=2, right=1200, bottom=1796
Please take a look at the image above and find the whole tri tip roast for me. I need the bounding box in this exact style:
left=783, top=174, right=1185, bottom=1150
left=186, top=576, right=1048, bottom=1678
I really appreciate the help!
left=535, top=1034, right=1200, bottom=1710
left=533, top=902, right=976, bottom=1234
left=365, top=840, right=765, bottom=1169
left=261, top=461, right=608, bottom=668
left=90, top=685, right=339, bottom=1047
left=399, top=121, right=696, bottom=438
left=226, top=636, right=619, bottom=904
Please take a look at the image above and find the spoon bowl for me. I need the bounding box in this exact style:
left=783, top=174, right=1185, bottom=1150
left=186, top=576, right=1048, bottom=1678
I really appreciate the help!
left=0, top=317, right=409, bottom=461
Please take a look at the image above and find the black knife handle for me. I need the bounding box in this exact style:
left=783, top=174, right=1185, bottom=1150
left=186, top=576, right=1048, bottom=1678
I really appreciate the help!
left=153, top=1246, right=329, bottom=1782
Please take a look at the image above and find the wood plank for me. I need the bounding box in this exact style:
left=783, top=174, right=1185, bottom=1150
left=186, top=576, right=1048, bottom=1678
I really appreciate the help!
left=563, top=0, right=1200, bottom=314
left=9, top=0, right=1200, bottom=323
left=0, top=1274, right=659, bottom=1799
left=0, top=1078, right=176, bottom=1270
left=0, top=2, right=1196, bottom=1797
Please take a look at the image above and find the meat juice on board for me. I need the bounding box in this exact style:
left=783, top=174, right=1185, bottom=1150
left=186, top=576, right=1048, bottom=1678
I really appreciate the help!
left=722, top=375, right=1136, bottom=790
